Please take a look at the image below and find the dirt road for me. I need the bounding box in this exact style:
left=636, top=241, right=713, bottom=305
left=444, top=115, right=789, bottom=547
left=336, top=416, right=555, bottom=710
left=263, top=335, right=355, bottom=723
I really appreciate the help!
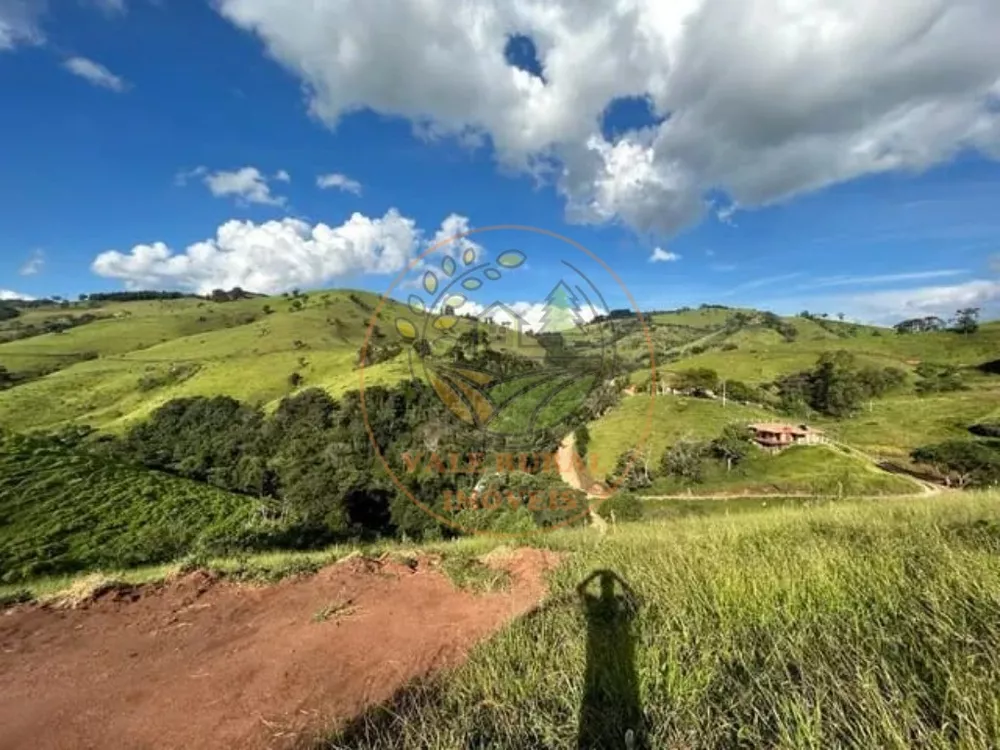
left=0, top=549, right=559, bottom=750
left=556, top=432, right=610, bottom=499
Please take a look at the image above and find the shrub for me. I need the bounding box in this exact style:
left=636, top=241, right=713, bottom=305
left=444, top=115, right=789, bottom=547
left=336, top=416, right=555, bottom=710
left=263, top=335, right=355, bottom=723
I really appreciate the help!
left=911, top=440, right=1000, bottom=488
left=970, top=423, right=1000, bottom=439
left=595, top=492, right=643, bottom=523
left=607, top=447, right=654, bottom=490
left=675, top=368, right=719, bottom=392
left=659, top=438, right=710, bottom=483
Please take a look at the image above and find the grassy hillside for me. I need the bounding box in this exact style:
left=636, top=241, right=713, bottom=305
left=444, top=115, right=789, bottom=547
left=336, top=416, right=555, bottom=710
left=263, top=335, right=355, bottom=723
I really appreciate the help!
left=586, top=394, right=773, bottom=476
left=0, top=290, right=509, bottom=432
left=3, top=294, right=997, bottom=476
left=0, top=431, right=277, bottom=583
left=645, top=443, right=919, bottom=496
left=333, top=491, right=1000, bottom=749
left=669, top=322, right=1000, bottom=382
left=0, top=297, right=266, bottom=375
left=586, top=315, right=1000, bottom=480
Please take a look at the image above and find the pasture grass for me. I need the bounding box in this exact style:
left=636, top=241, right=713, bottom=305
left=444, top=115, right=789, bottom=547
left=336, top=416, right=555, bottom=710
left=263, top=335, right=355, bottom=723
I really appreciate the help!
left=644, top=444, right=920, bottom=496
left=329, top=491, right=1000, bottom=749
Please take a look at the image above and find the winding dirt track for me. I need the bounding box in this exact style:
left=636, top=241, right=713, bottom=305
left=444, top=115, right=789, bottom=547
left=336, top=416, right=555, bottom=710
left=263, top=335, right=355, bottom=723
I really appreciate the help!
left=0, top=549, right=559, bottom=750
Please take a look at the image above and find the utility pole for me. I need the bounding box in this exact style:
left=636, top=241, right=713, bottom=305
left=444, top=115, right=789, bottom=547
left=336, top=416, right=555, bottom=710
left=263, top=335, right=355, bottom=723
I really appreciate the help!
left=722, top=379, right=727, bottom=408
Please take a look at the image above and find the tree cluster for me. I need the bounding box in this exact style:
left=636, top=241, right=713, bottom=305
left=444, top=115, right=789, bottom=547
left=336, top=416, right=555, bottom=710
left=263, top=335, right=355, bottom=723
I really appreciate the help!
left=911, top=440, right=1000, bottom=488
left=208, top=287, right=259, bottom=303
left=83, top=291, right=195, bottom=302
left=759, top=311, right=798, bottom=342
left=775, top=351, right=906, bottom=417
left=113, top=381, right=575, bottom=546
left=607, top=424, right=757, bottom=490
left=894, top=308, right=980, bottom=335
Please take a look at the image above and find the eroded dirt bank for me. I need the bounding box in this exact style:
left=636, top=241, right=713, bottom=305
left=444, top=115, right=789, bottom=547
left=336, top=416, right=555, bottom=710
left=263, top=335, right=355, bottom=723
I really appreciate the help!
left=0, top=549, right=559, bottom=750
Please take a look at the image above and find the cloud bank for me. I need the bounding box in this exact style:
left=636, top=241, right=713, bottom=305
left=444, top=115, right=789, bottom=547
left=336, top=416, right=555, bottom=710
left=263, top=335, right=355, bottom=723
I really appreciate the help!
left=216, top=0, right=1000, bottom=236
left=89, top=211, right=487, bottom=294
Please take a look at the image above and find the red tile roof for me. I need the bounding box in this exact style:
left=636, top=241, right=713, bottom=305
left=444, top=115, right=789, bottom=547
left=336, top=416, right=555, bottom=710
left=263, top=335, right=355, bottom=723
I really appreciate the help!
left=748, top=423, right=823, bottom=435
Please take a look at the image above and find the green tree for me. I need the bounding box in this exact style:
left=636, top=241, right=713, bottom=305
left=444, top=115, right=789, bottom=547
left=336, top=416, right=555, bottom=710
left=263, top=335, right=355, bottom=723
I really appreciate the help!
left=575, top=424, right=591, bottom=459
left=912, top=440, right=1000, bottom=488
left=608, top=447, right=654, bottom=491
left=809, top=351, right=865, bottom=417
left=953, top=307, right=980, bottom=335
left=675, top=368, right=719, bottom=392
left=412, top=338, right=432, bottom=358
left=711, top=424, right=755, bottom=472
left=659, top=437, right=709, bottom=483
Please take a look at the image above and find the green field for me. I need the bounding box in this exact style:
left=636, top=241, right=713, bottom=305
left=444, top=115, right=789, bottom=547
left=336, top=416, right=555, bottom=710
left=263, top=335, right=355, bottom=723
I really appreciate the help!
left=644, top=443, right=920, bottom=496
left=586, top=393, right=773, bottom=476
left=584, top=314, right=1000, bottom=485
left=0, top=431, right=276, bottom=583
left=0, top=290, right=510, bottom=432
left=331, top=491, right=1000, bottom=749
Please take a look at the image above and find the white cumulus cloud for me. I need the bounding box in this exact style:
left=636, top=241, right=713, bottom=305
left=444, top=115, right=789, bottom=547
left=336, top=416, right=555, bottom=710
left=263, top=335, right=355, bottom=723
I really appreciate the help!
left=0, top=289, right=34, bottom=301
left=91, top=210, right=432, bottom=294
left=63, top=56, right=128, bottom=92
left=649, top=247, right=680, bottom=263
left=19, top=248, right=44, bottom=276
left=215, top=0, right=1000, bottom=236
left=0, top=0, right=44, bottom=50
left=845, top=279, right=1000, bottom=322
left=201, top=166, right=286, bottom=206
left=428, top=213, right=484, bottom=262
left=317, top=172, right=362, bottom=195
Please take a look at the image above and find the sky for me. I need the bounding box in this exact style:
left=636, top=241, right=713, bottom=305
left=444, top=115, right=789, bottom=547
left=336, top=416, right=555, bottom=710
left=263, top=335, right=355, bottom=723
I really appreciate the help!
left=1, top=0, right=1000, bottom=324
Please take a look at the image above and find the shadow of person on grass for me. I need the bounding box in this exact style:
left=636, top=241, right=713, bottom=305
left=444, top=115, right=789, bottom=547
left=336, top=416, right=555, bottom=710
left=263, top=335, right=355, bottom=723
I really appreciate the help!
left=576, top=569, right=647, bottom=750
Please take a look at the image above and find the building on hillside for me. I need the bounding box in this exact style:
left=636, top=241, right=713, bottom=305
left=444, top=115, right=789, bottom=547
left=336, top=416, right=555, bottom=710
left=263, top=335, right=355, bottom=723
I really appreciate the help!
left=748, top=423, right=825, bottom=451
left=479, top=301, right=531, bottom=346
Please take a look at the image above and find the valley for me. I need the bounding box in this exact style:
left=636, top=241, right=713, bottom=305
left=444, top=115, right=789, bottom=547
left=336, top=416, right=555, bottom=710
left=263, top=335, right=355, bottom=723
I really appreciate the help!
left=2, top=290, right=1000, bottom=749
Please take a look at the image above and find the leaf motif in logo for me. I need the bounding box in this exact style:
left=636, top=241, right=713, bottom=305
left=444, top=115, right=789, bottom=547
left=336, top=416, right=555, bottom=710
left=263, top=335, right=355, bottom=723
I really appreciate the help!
left=452, top=367, right=494, bottom=386
left=395, top=318, right=417, bottom=340
left=429, top=372, right=474, bottom=424
left=442, top=256, right=456, bottom=277
left=463, top=248, right=476, bottom=265
left=484, top=268, right=502, bottom=281
left=497, top=250, right=526, bottom=268
left=441, top=370, right=495, bottom=426
left=423, top=272, right=438, bottom=295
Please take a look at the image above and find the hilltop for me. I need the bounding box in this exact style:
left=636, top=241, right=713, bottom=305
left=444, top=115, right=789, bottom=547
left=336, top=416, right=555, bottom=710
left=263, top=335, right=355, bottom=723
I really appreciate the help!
left=578, top=305, right=1000, bottom=471
left=0, top=289, right=520, bottom=432
left=2, top=293, right=998, bottom=491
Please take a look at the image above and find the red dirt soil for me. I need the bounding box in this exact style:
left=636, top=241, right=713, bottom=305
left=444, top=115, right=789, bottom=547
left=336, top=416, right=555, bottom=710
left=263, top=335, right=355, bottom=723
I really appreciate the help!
left=0, top=548, right=560, bottom=750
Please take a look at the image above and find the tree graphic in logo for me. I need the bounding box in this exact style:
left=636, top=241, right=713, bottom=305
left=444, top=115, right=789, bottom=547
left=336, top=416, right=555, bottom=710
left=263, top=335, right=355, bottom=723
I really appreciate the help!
left=389, top=245, right=615, bottom=438
left=539, top=281, right=587, bottom=333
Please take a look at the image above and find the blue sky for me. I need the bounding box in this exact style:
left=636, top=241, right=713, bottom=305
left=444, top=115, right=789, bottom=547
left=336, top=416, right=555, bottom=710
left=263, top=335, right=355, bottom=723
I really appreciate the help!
left=2, top=0, right=999, bottom=324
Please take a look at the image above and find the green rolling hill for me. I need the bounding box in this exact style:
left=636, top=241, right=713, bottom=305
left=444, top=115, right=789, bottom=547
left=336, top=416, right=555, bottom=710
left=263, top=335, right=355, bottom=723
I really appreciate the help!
left=0, top=289, right=525, bottom=432
left=2, top=293, right=998, bottom=493
left=0, top=430, right=274, bottom=583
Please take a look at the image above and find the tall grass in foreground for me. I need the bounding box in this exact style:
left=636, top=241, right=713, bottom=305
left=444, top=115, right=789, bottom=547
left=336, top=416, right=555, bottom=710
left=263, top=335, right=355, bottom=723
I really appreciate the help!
left=330, top=493, right=1000, bottom=749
